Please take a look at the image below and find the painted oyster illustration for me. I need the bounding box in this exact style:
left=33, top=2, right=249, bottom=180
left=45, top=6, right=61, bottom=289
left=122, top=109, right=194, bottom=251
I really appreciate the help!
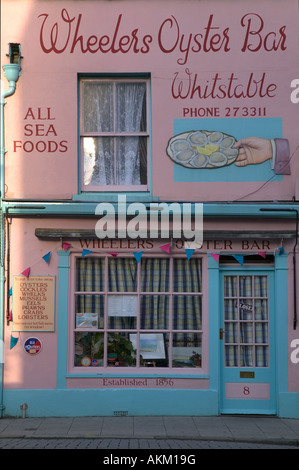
left=166, top=131, right=239, bottom=169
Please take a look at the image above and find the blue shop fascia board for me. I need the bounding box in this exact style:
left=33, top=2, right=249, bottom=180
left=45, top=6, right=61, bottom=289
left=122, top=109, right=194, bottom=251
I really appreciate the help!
left=2, top=200, right=299, bottom=218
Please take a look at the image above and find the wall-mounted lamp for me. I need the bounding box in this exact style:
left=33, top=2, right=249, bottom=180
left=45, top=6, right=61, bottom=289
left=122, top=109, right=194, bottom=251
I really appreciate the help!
left=7, top=43, right=22, bottom=65
left=2, top=43, right=22, bottom=87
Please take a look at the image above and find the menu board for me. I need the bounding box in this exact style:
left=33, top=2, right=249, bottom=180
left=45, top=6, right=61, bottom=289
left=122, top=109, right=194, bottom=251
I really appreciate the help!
left=12, top=276, right=55, bottom=332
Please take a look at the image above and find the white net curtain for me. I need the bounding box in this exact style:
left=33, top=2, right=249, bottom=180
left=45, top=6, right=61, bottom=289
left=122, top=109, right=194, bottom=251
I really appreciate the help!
left=82, top=80, right=147, bottom=186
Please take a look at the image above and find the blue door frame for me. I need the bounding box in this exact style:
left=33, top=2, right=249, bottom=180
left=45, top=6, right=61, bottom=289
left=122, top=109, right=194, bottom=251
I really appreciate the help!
left=219, top=268, right=276, bottom=415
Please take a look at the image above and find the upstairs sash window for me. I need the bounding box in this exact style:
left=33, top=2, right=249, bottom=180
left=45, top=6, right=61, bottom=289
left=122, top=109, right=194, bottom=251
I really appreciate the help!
left=80, top=79, right=148, bottom=191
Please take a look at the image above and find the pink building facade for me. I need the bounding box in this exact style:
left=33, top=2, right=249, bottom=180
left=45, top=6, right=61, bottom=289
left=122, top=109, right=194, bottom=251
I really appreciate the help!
left=0, top=0, right=299, bottom=417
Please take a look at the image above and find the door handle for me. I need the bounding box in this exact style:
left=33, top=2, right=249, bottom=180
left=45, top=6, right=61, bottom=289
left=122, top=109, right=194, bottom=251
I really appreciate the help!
left=219, top=328, right=225, bottom=340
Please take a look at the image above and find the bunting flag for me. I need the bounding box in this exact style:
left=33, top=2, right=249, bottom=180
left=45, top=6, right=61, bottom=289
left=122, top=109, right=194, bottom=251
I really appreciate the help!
left=63, top=242, right=72, bottom=251
left=82, top=249, right=93, bottom=257
left=232, top=254, right=244, bottom=265
left=209, top=253, right=220, bottom=262
left=185, top=248, right=195, bottom=260
left=8, top=286, right=12, bottom=297
left=8, top=310, right=12, bottom=322
left=159, top=243, right=170, bottom=253
left=42, top=251, right=52, bottom=263
left=21, top=267, right=30, bottom=278
left=10, top=335, right=18, bottom=350
left=133, top=251, right=143, bottom=263
left=14, top=239, right=285, bottom=281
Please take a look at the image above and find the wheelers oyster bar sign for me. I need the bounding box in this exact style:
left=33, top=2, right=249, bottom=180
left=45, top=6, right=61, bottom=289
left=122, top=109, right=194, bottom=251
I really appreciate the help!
left=38, top=10, right=285, bottom=102
left=35, top=8, right=292, bottom=183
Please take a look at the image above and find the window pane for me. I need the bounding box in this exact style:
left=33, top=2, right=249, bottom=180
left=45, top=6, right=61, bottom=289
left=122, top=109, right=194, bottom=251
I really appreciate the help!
left=75, top=295, right=104, bottom=329
left=255, top=322, right=268, bottom=343
left=75, top=332, right=104, bottom=367
left=173, top=295, right=202, bottom=330
left=107, top=333, right=136, bottom=367
left=255, top=346, right=269, bottom=367
left=116, top=82, right=146, bottom=132
left=133, top=333, right=169, bottom=368
left=224, top=299, right=238, bottom=320
left=240, top=345, right=253, bottom=367
left=239, top=299, right=253, bottom=320
left=239, top=276, right=252, bottom=297
left=172, top=333, right=202, bottom=368
left=76, top=258, right=105, bottom=291
left=240, top=322, right=253, bottom=343
left=116, top=136, right=147, bottom=185
left=224, top=276, right=237, bottom=297
left=108, top=258, right=137, bottom=292
left=140, top=258, right=169, bottom=292
left=140, top=295, right=169, bottom=329
left=225, top=323, right=238, bottom=343
left=107, top=295, right=137, bottom=329
left=255, top=299, right=268, bottom=320
left=225, top=345, right=238, bottom=367
left=82, top=81, right=113, bottom=132
left=83, top=137, right=114, bottom=185
left=254, top=276, right=268, bottom=297
left=173, top=258, right=202, bottom=292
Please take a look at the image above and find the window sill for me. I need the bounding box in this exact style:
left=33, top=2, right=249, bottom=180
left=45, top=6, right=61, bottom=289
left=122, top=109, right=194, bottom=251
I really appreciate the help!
left=73, top=192, right=158, bottom=203
left=66, top=371, right=209, bottom=379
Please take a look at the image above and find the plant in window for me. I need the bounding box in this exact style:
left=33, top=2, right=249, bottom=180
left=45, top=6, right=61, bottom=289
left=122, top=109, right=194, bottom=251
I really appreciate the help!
left=97, top=333, right=137, bottom=366
left=189, top=350, right=202, bottom=367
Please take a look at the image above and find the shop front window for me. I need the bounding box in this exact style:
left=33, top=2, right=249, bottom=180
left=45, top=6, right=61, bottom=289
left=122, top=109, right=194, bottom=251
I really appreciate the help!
left=80, top=78, right=148, bottom=191
left=73, top=256, right=203, bottom=369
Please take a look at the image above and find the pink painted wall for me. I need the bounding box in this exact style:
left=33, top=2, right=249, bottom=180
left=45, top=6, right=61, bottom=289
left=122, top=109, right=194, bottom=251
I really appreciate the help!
left=1, top=0, right=299, bottom=201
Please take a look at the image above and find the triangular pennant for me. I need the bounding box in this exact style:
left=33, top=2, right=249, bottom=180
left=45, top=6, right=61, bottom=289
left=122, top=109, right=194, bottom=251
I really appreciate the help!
left=209, top=253, right=220, bottom=262
left=133, top=252, right=143, bottom=263
left=233, top=254, right=244, bottom=265
left=159, top=243, right=170, bottom=253
left=258, top=251, right=267, bottom=259
left=108, top=252, right=118, bottom=258
left=21, top=267, right=30, bottom=278
left=42, top=251, right=52, bottom=263
left=10, top=335, right=18, bottom=350
left=82, top=249, right=93, bottom=258
left=185, top=248, right=195, bottom=260
left=8, top=286, right=12, bottom=297
left=63, top=242, right=72, bottom=251
left=8, top=310, right=12, bottom=322
left=278, top=246, right=284, bottom=255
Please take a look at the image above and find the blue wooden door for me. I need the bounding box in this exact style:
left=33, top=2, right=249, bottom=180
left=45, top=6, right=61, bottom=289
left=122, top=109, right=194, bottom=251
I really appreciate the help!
left=220, top=269, right=276, bottom=414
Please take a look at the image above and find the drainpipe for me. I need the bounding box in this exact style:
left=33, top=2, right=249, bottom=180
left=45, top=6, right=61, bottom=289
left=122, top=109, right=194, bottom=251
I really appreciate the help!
left=0, top=43, right=22, bottom=418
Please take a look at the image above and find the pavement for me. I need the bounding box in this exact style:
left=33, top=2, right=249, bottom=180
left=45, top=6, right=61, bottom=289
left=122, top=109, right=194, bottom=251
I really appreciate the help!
left=0, top=415, right=299, bottom=447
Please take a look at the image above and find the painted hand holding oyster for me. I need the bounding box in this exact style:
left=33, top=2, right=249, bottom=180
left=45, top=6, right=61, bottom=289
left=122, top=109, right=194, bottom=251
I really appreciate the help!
left=166, top=130, right=239, bottom=168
